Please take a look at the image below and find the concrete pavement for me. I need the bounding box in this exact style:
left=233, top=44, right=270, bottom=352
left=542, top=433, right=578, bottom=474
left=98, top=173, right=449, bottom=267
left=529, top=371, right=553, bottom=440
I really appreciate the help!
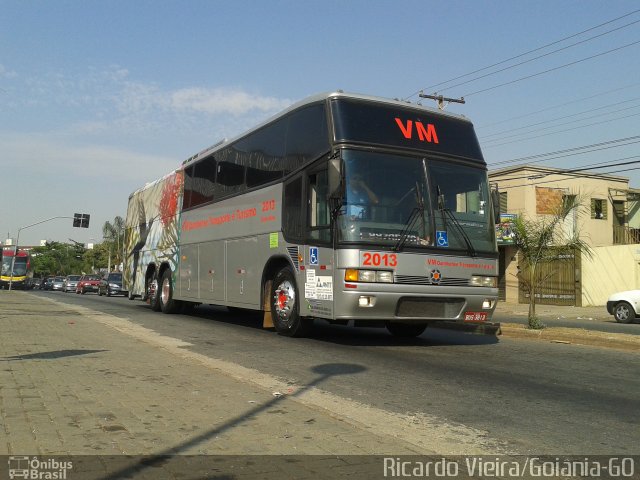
left=0, top=291, right=460, bottom=479
left=1, top=291, right=637, bottom=479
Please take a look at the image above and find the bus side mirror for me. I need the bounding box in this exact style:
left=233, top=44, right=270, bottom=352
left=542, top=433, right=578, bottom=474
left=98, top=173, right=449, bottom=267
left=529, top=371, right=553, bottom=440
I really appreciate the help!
left=328, top=157, right=343, bottom=201
left=491, top=188, right=501, bottom=224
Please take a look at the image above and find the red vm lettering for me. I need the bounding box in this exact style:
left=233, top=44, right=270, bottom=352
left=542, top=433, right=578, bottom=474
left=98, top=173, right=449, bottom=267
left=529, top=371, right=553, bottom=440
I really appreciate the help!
left=394, top=118, right=439, bottom=144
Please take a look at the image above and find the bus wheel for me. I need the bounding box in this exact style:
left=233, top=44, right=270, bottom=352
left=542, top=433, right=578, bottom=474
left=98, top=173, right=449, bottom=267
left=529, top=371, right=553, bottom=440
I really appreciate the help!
left=385, top=321, right=427, bottom=338
left=270, top=268, right=311, bottom=337
left=159, top=269, right=179, bottom=314
left=148, top=273, right=161, bottom=311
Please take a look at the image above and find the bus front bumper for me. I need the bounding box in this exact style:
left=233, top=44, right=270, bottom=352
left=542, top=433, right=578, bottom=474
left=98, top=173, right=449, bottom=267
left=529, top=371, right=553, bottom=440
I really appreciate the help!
left=333, top=286, right=498, bottom=326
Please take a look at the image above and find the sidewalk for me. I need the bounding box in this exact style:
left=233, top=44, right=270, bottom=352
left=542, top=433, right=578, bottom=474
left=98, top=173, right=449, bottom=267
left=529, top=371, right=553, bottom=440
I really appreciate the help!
left=0, top=291, right=484, bottom=479
left=494, top=301, right=610, bottom=322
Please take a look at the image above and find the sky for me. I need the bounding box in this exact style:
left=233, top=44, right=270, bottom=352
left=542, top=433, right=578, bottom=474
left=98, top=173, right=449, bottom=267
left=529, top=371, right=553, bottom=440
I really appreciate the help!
left=1, top=0, right=639, bottom=246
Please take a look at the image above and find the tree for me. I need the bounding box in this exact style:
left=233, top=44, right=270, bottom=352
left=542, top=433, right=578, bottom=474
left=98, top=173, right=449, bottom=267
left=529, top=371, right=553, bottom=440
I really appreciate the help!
left=512, top=194, right=592, bottom=329
left=31, top=241, right=85, bottom=276
left=102, top=216, right=125, bottom=271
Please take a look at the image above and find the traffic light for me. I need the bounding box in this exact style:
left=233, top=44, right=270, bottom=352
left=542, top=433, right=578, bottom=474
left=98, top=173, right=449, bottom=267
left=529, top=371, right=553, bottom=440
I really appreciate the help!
left=73, top=213, right=90, bottom=228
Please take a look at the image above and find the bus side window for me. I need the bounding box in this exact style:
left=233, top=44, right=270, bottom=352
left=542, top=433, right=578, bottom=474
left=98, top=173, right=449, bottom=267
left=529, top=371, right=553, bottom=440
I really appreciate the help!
left=283, top=175, right=304, bottom=243
left=308, top=169, right=331, bottom=243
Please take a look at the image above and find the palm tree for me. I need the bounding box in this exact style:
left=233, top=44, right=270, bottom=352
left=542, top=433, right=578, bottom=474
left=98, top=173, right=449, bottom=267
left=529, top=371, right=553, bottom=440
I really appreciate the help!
left=102, top=216, right=125, bottom=270
left=512, top=194, right=592, bottom=329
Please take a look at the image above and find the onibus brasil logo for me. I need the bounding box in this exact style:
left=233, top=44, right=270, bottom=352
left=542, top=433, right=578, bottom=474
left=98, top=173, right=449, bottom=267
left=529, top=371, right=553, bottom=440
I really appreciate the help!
left=8, top=456, right=73, bottom=479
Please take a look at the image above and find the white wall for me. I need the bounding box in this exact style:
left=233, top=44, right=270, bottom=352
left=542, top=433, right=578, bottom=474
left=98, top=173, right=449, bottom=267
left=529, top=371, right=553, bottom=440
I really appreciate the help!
left=581, top=245, right=640, bottom=306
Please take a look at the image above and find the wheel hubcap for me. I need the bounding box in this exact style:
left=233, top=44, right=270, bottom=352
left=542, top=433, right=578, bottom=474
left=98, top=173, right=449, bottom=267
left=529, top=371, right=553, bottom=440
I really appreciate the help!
left=273, top=280, right=295, bottom=322
left=161, top=278, right=170, bottom=304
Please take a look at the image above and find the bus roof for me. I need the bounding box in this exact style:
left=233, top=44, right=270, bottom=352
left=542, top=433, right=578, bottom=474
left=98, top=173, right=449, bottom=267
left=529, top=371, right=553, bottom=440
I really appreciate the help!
left=181, top=90, right=474, bottom=166
left=129, top=91, right=478, bottom=198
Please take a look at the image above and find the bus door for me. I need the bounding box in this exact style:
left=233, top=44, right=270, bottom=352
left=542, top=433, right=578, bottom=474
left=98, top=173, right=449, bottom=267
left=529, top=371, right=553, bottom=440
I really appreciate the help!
left=301, top=167, right=334, bottom=319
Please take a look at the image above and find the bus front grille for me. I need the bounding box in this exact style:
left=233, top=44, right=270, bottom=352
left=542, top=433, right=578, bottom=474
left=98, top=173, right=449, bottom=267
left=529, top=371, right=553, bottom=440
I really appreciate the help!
left=394, top=275, right=469, bottom=287
left=395, top=297, right=465, bottom=318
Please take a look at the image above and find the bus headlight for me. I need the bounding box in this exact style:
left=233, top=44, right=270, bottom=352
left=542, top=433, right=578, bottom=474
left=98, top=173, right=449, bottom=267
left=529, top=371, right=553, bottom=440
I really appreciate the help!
left=470, top=275, right=498, bottom=288
left=345, top=269, right=394, bottom=283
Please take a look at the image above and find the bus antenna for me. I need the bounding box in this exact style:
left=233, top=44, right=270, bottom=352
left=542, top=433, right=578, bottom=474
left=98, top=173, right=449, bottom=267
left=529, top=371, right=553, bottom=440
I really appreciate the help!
left=418, top=91, right=465, bottom=110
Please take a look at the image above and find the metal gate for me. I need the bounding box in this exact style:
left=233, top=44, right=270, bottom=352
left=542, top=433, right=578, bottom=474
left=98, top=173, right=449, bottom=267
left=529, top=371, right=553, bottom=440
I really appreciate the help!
left=518, top=248, right=581, bottom=306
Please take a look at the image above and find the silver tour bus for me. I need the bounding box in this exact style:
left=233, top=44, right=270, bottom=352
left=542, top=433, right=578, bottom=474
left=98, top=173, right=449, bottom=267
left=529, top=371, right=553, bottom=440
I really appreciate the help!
left=124, top=91, right=500, bottom=337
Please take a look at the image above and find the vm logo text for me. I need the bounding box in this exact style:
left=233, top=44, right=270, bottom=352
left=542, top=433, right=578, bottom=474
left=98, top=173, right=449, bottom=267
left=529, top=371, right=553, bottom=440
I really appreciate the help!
left=394, top=118, right=439, bottom=144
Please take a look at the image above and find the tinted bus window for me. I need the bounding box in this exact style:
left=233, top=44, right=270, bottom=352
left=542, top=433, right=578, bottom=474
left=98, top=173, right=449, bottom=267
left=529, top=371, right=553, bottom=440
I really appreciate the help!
left=188, top=156, right=217, bottom=207
left=284, top=104, right=330, bottom=174
left=246, top=117, right=286, bottom=188
left=331, top=98, right=484, bottom=163
left=283, top=175, right=304, bottom=242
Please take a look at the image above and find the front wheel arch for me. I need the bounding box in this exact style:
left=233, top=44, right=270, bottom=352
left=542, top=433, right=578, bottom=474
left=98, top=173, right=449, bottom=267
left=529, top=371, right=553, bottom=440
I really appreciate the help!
left=270, top=266, right=312, bottom=337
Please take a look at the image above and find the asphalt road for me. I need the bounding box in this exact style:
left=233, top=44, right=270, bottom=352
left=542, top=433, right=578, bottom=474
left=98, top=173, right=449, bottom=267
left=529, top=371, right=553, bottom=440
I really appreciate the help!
left=32, top=289, right=640, bottom=456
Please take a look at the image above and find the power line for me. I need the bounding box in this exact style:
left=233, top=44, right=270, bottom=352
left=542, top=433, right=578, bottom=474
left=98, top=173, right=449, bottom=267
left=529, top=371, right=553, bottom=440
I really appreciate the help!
left=476, top=82, right=640, bottom=130
left=482, top=110, right=640, bottom=149
left=434, top=19, right=640, bottom=94
left=488, top=136, right=640, bottom=167
left=404, top=9, right=640, bottom=100
left=480, top=99, right=640, bottom=142
left=492, top=155, right=640, bottom=182
left=464, top=39, right=640, bottom=97
left=496, top=160, right=640, bottom=190
left=481, top=103, right=640, bottom=145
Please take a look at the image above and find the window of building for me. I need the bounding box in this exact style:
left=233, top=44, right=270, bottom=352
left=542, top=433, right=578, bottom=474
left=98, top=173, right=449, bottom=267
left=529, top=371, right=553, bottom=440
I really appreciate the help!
left=591, top=198, right=607, bottom=220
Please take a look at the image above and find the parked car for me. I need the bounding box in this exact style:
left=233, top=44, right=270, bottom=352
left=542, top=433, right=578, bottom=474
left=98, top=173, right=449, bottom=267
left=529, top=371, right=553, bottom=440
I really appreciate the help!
left=63, top=275, right=82, bottom=293
left=76, top=274, right=101, bottom=294
left=98, top=272, right=127, bottom=297
left=42, top=277, right=54, bottom=290
left=606, top=290, right=640, bottom=324
left=51, top=276, right=65, bottom=291
left=30, top=277, right=42, bottom=290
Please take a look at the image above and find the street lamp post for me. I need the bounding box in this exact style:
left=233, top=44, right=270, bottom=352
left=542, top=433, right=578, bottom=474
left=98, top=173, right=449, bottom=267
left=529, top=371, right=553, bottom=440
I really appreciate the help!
left=8, top=214, right=91, bottom=291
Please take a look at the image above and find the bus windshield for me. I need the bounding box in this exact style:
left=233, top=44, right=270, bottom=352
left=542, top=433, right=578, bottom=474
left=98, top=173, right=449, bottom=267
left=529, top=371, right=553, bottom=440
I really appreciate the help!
left=337, top=149, right=496, bottom=254
left=1, top=257, right=27, bottom=276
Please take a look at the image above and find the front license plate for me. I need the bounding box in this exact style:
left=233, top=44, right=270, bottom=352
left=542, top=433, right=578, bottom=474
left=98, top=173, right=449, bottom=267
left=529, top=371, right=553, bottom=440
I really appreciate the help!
left=464, top=312, right=488, bottom=323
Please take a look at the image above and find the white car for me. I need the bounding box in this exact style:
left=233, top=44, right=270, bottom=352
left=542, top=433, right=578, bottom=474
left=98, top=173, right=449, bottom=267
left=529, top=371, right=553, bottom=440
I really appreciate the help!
left=606, top=290, right=640, bottom=323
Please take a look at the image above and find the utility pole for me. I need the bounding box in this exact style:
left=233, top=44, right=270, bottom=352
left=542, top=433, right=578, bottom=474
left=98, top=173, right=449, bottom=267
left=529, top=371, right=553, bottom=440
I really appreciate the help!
left=419, top=91, right=465, bottom=110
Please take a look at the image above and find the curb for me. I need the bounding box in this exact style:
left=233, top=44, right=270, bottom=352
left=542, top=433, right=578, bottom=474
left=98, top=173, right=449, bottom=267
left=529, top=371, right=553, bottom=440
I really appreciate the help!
left=498, top=322, right=640, bottom=352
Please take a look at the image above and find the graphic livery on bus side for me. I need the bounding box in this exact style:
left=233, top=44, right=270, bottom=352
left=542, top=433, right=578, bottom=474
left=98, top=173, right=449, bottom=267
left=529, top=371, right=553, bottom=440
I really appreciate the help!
left=124, top=91, right=500, bottom=337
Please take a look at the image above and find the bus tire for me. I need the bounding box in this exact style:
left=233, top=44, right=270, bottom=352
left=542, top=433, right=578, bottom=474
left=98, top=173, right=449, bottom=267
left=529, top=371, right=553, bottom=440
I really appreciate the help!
left=148, top=272, right=162, bottom=311
left=159, top=269, right=179, bottom=314
left=385, top=321, right=427, bottom=338
left=270, top=267, right=311, bottom=337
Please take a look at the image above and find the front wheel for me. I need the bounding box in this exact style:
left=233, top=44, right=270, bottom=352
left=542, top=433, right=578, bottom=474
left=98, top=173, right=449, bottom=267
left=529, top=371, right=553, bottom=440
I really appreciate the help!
left=613, top=301, right=635, bottom=323
left=270, top=267, right=311, bottom=337
left=385, top=321, right=428, bottom=337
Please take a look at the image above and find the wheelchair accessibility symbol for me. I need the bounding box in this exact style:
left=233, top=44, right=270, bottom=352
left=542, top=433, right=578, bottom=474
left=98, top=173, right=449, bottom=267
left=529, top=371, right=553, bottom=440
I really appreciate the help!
left=309, top=247, right=319, bottom=265
left=436, top=231, right=449, bottom=247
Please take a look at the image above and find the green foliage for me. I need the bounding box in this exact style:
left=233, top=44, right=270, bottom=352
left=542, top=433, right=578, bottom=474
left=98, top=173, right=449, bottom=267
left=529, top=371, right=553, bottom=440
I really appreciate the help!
left=31, top=241, right=86, bottom=276
left=512, top=194, right=592, bottom=330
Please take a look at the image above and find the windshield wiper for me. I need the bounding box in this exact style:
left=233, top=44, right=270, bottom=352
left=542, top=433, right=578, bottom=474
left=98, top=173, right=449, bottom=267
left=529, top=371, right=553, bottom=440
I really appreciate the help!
left=393, top=182, right=425, bottom=252
left=437, top=186, right=477, bottom=257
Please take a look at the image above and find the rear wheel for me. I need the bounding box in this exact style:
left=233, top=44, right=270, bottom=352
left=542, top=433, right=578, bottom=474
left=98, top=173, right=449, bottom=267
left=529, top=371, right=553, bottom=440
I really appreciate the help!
left=613, top=301, right=634, bottom=323
left=385, top=321, right=428, bottom=337
left=270, top=267, right=311, bottom=337
left=159, top=269, right=180, bottom=314
left=148, top=272, right=161, bottom=311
